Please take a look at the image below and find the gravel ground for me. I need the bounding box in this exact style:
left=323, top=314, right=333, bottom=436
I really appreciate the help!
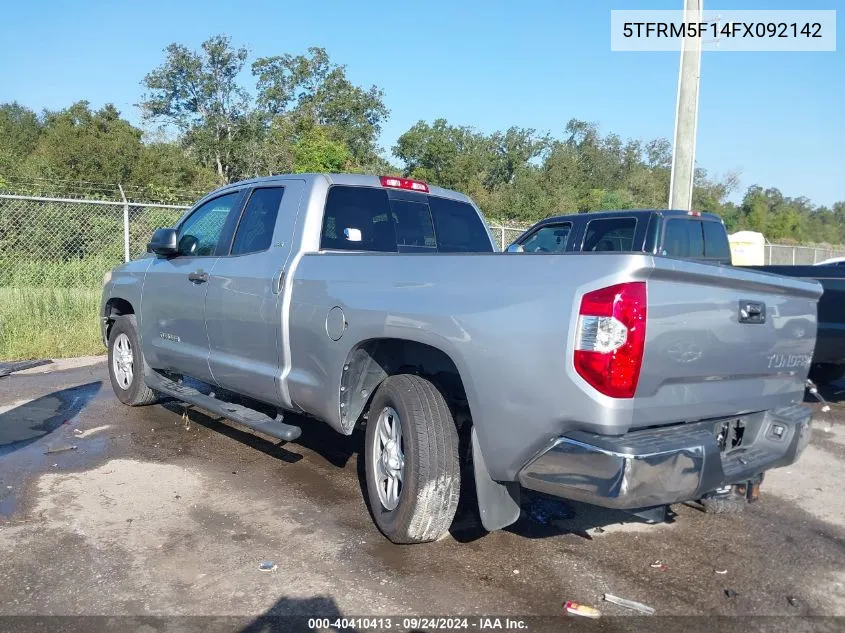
left=0, top=361, right=843, bottom=632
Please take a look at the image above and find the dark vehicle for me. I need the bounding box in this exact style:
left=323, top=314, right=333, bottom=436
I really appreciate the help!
left=740, top=265, right=845, bottom=383
left=507, top=209, right=732, bottom=265
left=510, top=209, right=845, bottom=383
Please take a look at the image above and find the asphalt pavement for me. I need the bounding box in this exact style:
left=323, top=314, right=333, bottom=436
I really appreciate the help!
left=0, top=360, right=843, bottom=631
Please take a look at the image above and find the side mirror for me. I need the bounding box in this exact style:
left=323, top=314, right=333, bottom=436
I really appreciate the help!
left=505, top=243, right=525, bottom=253
left=147, top=228, right=178, bottom=257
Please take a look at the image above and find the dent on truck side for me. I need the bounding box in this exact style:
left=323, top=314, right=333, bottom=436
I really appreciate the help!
left=101, top=259, right=153, bottom=344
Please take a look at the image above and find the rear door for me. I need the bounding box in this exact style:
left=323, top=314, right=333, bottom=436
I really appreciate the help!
left=141, top=189, right=245, bottom=381
left=205, top=180, right=305, bottom=404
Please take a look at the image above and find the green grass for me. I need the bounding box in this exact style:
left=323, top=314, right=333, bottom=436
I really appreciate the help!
left=0, top=287, right=102, bottom=360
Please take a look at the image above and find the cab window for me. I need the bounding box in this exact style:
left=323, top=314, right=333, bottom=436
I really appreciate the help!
left=582, top=217, right=636, bottom=252
left=519, top=224, right=572, bottom=253
left=177, top=191, right=241, bottom=256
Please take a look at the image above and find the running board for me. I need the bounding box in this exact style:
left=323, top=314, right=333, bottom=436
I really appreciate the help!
left=144, top=372, right=301, bottom=442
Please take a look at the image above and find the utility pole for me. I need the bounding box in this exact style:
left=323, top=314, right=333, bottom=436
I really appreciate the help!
left=668, top=0, right=703, bottom=210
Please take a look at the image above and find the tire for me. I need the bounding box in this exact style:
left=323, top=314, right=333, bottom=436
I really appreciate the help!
left=364, top=374, right=460, bottom=544
left=107, top=315, right=158, bottom=406
left=809, top=363, right=845, bottom=385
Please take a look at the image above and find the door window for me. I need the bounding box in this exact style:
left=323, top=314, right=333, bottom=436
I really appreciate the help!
left=231, top=187, right=284, bottom=255
left=582, top=217, right=637, bottom=252
left=519, top=224, right=572, bottom=252
left=177, top=191, right=241, bottom=256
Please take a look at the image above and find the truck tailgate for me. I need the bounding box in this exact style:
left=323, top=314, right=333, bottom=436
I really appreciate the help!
left=632, top=260, right=822, bottom=428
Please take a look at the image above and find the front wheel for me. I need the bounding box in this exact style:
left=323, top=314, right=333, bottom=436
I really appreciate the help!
left=364, top=374, right=460, bottom=544
left=107, top=315, right=158, bottom=406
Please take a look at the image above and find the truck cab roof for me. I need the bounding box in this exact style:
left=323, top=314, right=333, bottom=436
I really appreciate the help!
left=534, top=208, right=723, bottom=226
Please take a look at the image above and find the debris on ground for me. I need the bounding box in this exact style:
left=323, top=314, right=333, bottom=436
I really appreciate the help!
left=602, top=593, right=655, bottom=615
left=593, top=526, right=605, bottom=534
left=258, top=561, right=277, bottom=572
left=526, top=495, right=573, bottom=525
left=649, top=560, right=667, bottom=572
left=787, top=596, right=799, bottom=607
left=44, top=445, right=77, bottom=454
left=724, top=589, right=738, bottom=599
left=714, top=569, right=728, bottom=575
left=513, top=569, right=519, bottom=575
left=563, top=601, right=601, bottom=619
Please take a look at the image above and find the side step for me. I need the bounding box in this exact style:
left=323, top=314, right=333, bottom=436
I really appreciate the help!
left=144, top=371, right=301, bottom=442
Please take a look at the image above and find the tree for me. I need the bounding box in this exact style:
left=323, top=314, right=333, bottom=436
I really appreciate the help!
left=252, top=47, right=389, bottom=165
left=141, top=35, right=251, bottom=183
left=24, top=102, right=142, bottom=185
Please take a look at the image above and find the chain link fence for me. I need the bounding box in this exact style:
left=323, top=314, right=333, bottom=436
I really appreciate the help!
left=766, top=243, right=845, bottom=266
left=0, top=194, right=187, bottom=287
left=5, top=192, right=845, bottom=288
left=488, top=223, right=528, bottom=251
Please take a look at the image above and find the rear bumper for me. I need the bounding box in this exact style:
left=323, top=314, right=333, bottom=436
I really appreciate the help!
left=517, top=405, right=812, bottom=509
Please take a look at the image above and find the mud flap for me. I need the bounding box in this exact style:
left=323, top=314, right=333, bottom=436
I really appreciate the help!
left=472, top=427, right=521, bottom=532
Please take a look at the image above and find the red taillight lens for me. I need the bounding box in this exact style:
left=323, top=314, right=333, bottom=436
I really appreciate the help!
left=379, top=175, right=429, bottom=192
left=574, top=282, right=647, bottom=398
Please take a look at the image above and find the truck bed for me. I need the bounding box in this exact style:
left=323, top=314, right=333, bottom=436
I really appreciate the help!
left=286, top=251, right=821, bottom=480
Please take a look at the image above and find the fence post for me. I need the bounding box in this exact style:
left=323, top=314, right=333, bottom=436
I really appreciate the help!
left=118, top=184, right=130, bottom=263
left=500, top=226, right=505, bottom=251
left=792, top=247, right=795, bottom=265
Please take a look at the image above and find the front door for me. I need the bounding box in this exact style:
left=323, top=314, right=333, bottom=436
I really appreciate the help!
left=141, top=189, right=245, bottom=382
left=206, top=180, right=304, bottom=404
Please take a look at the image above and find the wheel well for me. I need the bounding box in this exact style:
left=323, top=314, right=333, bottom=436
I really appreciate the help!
left=339, top=339, right=471, bottom=434
left=104, top=298, right=134, bottom=342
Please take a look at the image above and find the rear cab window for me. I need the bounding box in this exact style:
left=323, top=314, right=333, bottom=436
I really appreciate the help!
left=320, top=185, right=494, bottom=253
left=662, top=218, right=704, bottom=258
left=581, top=217, right=637, bottom=252
left=661, top=217, right=730, bottom=262
left=702, top=220, right=731, bottom=261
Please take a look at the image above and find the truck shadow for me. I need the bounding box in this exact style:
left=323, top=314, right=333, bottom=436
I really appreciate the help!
left=449, top=484, right=673, bottom=543
left=237, top=595, right=362, bottom=633
left=0, top=381, right=101, bottom=457
left=164, top=396, right=665, bottom=545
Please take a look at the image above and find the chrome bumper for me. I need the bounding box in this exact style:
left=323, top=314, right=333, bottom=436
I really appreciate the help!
left=518, top=405, right=812, bottom=509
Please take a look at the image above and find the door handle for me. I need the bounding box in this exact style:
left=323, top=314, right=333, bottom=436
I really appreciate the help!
left=188, top=270, right=209, bottom=284
left=739, top=300, right=766, bottom=324
left=272, top=269, right=286, bottom=294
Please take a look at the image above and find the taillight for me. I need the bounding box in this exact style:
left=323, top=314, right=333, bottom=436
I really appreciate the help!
left=574, top=282, right=647, bottom=398
left=379, top=175, right=429, bottom=192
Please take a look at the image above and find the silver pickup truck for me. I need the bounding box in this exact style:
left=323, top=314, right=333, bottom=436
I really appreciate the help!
left=101, top=173, right=821, bottom=543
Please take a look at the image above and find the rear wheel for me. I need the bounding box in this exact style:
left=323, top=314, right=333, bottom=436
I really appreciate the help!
left=107, top=315, right=158, bottom=406
left=364, top=374, right=460, bottom=544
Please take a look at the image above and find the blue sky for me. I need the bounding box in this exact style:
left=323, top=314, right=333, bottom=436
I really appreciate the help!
left=1, top=0, right=842, bottom=206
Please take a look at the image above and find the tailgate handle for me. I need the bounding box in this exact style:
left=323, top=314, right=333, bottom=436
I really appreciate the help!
left=739, top=300, right=766, bottom=324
